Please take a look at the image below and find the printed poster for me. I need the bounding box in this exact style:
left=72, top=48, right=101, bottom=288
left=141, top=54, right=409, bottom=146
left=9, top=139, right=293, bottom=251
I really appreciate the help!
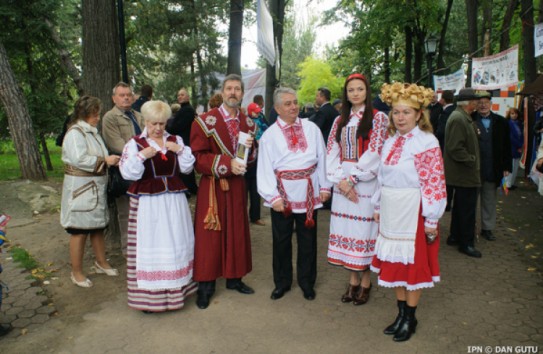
left=471, top=45, right=518, bottom=90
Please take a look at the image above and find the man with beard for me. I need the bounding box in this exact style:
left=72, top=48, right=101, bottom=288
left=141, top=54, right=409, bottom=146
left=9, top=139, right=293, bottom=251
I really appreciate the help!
left=190, top=74, right=257, bottom=309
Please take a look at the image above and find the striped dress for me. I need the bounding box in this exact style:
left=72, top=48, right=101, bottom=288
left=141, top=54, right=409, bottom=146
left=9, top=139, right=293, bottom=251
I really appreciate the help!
left=326, top=108, right=388, bottom=270
left=121, top=129, right=197, bottom=312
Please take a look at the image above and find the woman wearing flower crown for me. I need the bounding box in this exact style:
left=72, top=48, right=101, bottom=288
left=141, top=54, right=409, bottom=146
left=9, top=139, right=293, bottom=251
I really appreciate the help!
left=371, top=83, right=447, bottom=342
left=326, top=73, right=389, bottom=306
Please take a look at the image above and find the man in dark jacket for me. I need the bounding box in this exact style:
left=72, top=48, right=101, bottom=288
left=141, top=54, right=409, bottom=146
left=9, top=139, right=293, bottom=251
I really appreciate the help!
left=310, top=87, right=339, bottom=143
left=472, top=91, right=512, bottom=241
left=131, top=84, right=153, bottom=112
left=167, top=87, right=198, bottom=194
left=444, top=88, right=482, bottom=258
left=428, top=92, right=443, bottom=133
left=436, top=90, right=456, bottom=211
left=436, top=90, right=455, bottom=151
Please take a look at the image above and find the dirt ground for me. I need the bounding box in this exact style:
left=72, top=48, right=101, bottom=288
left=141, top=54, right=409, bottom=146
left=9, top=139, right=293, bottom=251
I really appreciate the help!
left=0, top=171, right=542, bottom=352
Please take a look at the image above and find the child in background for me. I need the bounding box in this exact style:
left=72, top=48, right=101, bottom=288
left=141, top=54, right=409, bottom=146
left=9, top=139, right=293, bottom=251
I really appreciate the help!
left=246, top=102, right=269, bottom=226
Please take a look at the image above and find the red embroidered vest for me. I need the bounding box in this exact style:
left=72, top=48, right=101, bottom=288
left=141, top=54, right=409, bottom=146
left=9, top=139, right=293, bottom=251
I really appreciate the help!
left=127, top=135, right=187, bottom=196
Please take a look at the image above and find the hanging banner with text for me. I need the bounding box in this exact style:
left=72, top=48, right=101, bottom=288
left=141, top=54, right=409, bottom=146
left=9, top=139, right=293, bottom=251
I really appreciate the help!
left=471, top=45, right=518, bottom=90
left=433, top=68, right=465, bottom=93
left=535, top=22, right=543, bottom=57
left=257, top=0, right=276, bottom=66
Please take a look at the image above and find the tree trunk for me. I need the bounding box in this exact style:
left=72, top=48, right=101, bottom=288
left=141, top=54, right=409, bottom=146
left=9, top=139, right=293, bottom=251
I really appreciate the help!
left=539, top=0, right=543, bottom=23
left=189, top=0, right=209, bottom=109
left=0, top=41, right=46, bottom=180
left=413, top=32, right=424, bottom=83
left=437, top=0, right=454, bottom=70
left=40, top=132, right=53, bottom=171
left=465, top=0, right=478, bottom=86
left=265, top=0, right=286, bottom=117
left=45, top=19, right=84, bottom=96
left=227, top=0, right=244, bottom=75
left=82, top=0, right=121, bottom=247
left=500, top=0, right=519, bottom=52
left=520, top=0, right=536, bottom=85
left=481, top=0, right=492, bottom=55
left=82, top=0, right=120, bottom=112
left=404, top=26, right=413, bottom=83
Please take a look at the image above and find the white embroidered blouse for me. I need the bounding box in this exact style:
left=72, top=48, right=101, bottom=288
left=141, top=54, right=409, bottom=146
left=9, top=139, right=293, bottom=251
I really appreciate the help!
left=120, top=128, right=195, bottom=181
left=326, top=107, right=388, bottom=184
left=257, top=117, right=332, bottom=212
left=372, top=126, right=447, bottom=228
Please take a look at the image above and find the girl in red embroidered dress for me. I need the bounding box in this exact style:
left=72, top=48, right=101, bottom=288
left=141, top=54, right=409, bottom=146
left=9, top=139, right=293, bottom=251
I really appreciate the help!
left=371, top=83, right=446, bottom=342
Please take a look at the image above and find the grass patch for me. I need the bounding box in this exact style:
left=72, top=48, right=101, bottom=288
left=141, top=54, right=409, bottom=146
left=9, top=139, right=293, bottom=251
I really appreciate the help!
left=0, top=138, right=64, bottom=181
left=9, top=246, right=52, bottom=281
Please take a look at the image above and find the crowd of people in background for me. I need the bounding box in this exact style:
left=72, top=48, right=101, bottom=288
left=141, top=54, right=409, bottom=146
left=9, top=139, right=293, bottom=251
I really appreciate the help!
left=46, top=70, right=543, bottom=344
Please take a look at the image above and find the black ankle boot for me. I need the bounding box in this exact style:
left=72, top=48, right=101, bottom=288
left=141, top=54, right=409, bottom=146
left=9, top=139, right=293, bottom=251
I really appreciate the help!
left=393, top=305, right=418, bottom=342
left=384, top=300, right=406, bottom=335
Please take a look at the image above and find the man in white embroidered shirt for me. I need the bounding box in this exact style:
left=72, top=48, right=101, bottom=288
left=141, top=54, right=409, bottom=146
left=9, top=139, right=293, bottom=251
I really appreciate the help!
left=257, top=87, right=332, bottom=301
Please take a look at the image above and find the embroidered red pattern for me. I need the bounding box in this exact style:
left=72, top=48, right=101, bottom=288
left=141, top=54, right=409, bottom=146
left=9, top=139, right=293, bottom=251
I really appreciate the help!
left=370, top=112, right=387, bottom=153
left=281, top=124, right=308, bottom=152
left=137, top=260, right=193, bottom=281
left=328, top=234, right=376, bottom=253
left=327, top=119, right=339, bottom=154
left=384, top=135, right=407, bottom=165
left=414, top=146, right=446, bottom=204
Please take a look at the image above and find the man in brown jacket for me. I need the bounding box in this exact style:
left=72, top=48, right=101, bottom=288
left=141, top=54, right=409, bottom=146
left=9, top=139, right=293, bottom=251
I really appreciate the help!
left=101, top=82, right=144, bottom=256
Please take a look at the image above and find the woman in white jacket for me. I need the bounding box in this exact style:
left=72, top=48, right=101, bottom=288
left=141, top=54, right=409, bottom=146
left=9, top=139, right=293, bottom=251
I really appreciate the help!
left=60, top=96, right=120, bottom=288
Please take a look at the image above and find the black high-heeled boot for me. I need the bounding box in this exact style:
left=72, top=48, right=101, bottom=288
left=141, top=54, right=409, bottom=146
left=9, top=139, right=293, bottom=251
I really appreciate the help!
left=393, top=304, right=418, bottom=342
left=383, top=300, right=406, bottom=335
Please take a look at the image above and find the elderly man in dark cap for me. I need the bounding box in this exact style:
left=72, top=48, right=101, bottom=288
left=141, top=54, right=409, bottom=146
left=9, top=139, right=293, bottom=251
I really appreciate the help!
left=472, top=91, right=511, bottom=242
left=443, top=88, right=483, bottom=258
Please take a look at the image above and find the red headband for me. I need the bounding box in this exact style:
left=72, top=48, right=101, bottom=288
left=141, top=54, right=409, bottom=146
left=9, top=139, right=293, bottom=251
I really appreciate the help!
left=347, top=73, right=366, bottom=82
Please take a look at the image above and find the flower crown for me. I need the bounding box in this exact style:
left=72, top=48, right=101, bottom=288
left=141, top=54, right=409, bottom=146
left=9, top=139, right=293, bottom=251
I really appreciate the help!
left=380, top=83, right=434, bottom=110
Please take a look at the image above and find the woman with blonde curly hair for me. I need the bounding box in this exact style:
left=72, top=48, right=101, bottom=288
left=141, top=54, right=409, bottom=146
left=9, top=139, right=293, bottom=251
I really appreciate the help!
left=371, top=83, right=446, bottom=342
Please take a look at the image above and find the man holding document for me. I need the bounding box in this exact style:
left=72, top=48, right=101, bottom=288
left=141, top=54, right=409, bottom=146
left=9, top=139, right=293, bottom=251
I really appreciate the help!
left=190, top=74, right=257, bottom=309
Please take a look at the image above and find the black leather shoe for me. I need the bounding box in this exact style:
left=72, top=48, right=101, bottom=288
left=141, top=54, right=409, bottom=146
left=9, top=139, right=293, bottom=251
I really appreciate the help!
left=196, top=291, right=210, bottom=309
left=446, top=236, right=458, bottom=246
left=481, top=230, right=496, bottom=241
left=302, top=288, right=316, bottom=300
left=459, top=246, right=482, bottom=258
left=270, top=287, right=291, bottom=300
left=393, top=305, right=418, bottom=342
left=226, top=281, right=255, bottom=294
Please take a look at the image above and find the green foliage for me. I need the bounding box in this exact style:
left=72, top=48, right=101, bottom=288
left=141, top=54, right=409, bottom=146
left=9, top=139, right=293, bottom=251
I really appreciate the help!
left=0, top=0, right=77, bottom=139
left=9, top=246, right=53, bottom=280
left=325, top=0, right=534, bottom=88
left=297, top=57, right=343, bottom=105
left=279, top=11, right=317, bottom=90
left=10, top=246, right=40, bottom=271
left=0, top=139, right=63, bottom=181
left=124, top=0, right=228, bottom=106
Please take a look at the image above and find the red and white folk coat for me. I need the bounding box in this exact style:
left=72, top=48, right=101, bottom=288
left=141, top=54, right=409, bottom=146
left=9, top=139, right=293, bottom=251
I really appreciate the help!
left=190, top=105, right=257, bottom=281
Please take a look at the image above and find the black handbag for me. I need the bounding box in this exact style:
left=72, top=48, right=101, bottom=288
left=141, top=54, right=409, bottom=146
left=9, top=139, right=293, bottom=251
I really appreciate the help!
left=108, top=166, right=131, bottom=198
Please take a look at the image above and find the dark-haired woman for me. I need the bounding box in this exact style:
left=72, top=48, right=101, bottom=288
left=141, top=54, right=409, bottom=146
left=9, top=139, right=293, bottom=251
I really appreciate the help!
left=60, top=96, right=120, bottom=288
left=326, top=73, right=389, bottom=305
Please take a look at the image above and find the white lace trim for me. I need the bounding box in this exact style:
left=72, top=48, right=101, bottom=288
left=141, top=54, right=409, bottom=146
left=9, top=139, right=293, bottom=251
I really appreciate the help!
left=377, top=279, right=439, bottom=291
